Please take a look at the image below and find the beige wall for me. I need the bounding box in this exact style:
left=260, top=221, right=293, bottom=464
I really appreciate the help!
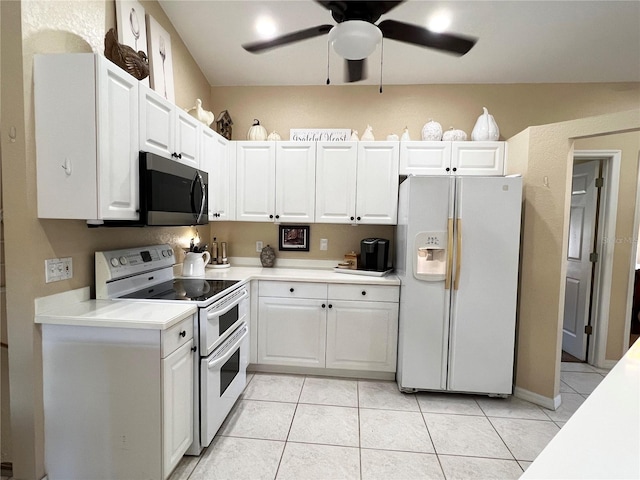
left=1, top=1, right=211, bottom=478
left=507, top=111, right=640, bottom=400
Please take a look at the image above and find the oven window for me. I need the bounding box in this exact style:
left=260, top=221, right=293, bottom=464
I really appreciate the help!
left=220, top=349, right=240, bottom=396
left=219, top=305, right=239, bottom=336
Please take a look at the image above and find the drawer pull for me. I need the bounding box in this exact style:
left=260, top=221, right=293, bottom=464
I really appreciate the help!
left=179, top=330, right=186, bottom=338
left=361, top=290, right=367, bottom=296
left=290, top=287, right=294, bottom=293
left=328, top=304, right=333, bottom=308
left=322, top=303, right=326, bottom=308
left=191, top=346, right=197, bottom=352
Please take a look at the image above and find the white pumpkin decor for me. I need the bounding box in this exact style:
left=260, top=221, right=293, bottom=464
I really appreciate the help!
left=267, top=131, right=281, bottom=141
left=471, top=107, right=500, bottom=141
left=386, top=133, right=399, bottom=141
left=421, top=119, right=443, bottom=141
left=442, top=127, right=468, bottom=142
left=247, top=119, right=268, bottom=141
left=350, top=130, right=359, bottom=141
left=361, top=125, right=375, bottom=141
left=400, top=127, right=411, bottom=141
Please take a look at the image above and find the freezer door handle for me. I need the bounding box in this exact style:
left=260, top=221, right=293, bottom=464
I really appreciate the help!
left=454, top=218, right=462, bottom=290
left=445, top=218, right=454, bottom=290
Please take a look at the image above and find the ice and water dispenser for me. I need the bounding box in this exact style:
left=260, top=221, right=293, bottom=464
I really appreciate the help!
left=414, top=232, right=448, bottom=281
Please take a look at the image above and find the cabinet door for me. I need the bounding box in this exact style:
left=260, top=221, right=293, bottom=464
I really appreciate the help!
left=162, top=341, right=194, bottom=478
left=203, top=128, right=235, bottom=221
left=356, top=142, right=399, bottom=225
left=315, top=142, right=358, bottom=224
left=258, top=297, right=326, bottom=367
left=275, top=142, right=316, bottom=223
left=174, top=109, right=200, bottom=169
left=139, top=84, right=174, bottom=158
left=236, top=142, right=276, bottom=222
left=96, top=56, right=140, bottom=220
left=326, top=300, right=398, bottom=372
left=399, top=141, right=452, bottom=175
left=452, top=141, right=505, bottom=176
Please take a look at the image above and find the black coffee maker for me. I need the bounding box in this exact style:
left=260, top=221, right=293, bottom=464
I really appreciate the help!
left=360, top=238, right=390, bottom=272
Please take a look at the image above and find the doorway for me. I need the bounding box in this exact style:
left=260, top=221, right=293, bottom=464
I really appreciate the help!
left=562, top=150, right=623, bottom=369
left=562, top=159, right=602, bottom=362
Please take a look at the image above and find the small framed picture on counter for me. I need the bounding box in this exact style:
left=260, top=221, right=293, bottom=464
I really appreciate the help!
left=279, top=225, right=310, bottom=252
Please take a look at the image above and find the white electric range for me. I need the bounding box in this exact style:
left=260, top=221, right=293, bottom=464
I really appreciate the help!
left=95, top=244, right=250, bottom=455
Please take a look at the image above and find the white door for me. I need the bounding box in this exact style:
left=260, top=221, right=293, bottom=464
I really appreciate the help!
left=162, top=341, right=194, bottom=478
left=399, top=141, right=452, bottom=176
left=562, top=161, right=600, bottom=360
left=315, top=142, right=358, bottom=223
left=96, top=57, right=139, bottom=220
left=447, top=176, right=522, bottom=394
left=174, top=109, right=200, bottom=169
left=275, top=142, right=316, bottom=223
left=451, top=142, right=505, bottom=176
left=203, top=128, right=235, bottom=221
left=138, top=84, right=174, bottom=158
left=326, top=300, right=398, bottom=372
left=257, top=297, right=326, bottom=367
left=356, top=141, right=399, bottom=225
left=236, top=142, right=276, bottom=222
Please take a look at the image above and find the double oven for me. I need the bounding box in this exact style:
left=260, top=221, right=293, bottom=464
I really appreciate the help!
left=95, top=244, right=249, bottom=455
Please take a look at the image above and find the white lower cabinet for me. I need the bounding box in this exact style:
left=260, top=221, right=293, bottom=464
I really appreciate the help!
left=257, top=281, right=399, bottom=373
left=41, top=315, right=195, bottom=480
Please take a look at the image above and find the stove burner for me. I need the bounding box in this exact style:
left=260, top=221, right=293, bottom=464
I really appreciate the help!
left=122, top=279, right=239, bottom=302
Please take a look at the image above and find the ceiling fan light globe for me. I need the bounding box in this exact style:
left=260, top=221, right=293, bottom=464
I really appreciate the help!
left=328, top=20, right=382, bottom=60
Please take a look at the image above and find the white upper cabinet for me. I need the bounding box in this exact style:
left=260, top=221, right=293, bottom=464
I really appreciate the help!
left=400, top=140, right=505, bottom=176
left=235, top=141, right=315, bottom=222
left=356, top=142, right=399, bottom=225
left=34, top=54, right=139, bottom=222
left=202, top=128, right=235, bottom=221
left=236, top=142, right=276, bottom=222
left=139, top=85, right=200, bottom=168
left=315, top=142, right=358, bottom=223
left=275, top=142, right=316, bottom=223
left=316, top=141, right=399, bottom=225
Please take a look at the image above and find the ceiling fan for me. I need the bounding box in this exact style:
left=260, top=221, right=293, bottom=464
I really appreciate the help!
left=242, top=1, right=477, bottom=83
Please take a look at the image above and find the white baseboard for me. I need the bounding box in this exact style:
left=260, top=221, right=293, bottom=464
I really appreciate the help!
left=514, top=386, right=562, bottom=410
left=601, top=359, right=618, bottom=369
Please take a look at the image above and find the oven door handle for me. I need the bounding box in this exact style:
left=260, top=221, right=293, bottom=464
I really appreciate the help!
left=207, top=288, right=249, bottom=319
left=207, top=325, right=248, bottom=370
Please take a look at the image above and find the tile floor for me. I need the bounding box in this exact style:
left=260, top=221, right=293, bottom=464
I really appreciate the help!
left=170, top=362, right=609, bottom=480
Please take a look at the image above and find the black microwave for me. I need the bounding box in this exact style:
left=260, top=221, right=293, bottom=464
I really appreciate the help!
left=139, top=151, right=208, bottom=226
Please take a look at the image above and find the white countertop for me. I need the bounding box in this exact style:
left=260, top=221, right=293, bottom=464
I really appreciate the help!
left=35, top=266, right=398, bottom=330
left=36, top=298, right=197, bottom=330
left=194, top=265, right=401, bottom=285
left=521, top=339, right=640, bottom=479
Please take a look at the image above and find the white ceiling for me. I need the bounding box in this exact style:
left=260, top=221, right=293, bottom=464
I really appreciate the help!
left=158, top=0, right=640, bottom=87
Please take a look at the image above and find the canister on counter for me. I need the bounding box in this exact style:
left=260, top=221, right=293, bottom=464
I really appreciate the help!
left=344, top=251, right=358, bottom=270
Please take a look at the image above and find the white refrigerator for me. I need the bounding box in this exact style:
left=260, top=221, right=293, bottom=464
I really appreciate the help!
left=395, top=175, right=522, bottom=395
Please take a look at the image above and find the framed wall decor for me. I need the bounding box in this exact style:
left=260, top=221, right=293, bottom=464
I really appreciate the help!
left=115, top=0, right=149, bottom=87
left=279, top=225, right=310, bottom=252
left=145, top=14, right=175, bottom=102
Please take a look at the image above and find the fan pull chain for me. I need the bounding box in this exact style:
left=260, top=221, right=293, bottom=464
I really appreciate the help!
left=379, top=37, right=384, bottom=93
left=326, top=40, right=331, bottom=85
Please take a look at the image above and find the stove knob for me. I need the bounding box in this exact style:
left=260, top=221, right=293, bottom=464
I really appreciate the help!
left=162, top=250, right=168, bottom=257
left=110, top=257, right=120, bottom=267
left=166, top=249, right=173, bottom=257
left=119, top=256, right=128, bottom=265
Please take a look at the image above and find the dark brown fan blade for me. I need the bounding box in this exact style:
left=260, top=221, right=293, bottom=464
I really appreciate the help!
left=378, top=19, right=476, bottom=56
left=242, top=24, right=333, bottom=53
left=346, top=58, right=367, bottom=82
left=316, top=1, right=404, bottom=23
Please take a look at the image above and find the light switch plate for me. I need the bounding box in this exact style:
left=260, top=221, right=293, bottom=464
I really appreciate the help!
left=256, top=241, right=264, bottom=252
left=320, top=238, right=328, bottom=251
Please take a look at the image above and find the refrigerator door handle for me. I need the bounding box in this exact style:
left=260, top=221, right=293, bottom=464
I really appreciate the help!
left=454, top=218, right=462, bottom=290
left=445, top=218, right=454, bottom=290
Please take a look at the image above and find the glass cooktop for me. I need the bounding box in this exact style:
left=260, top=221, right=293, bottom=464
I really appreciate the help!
left=121, top=279, right=239, bottom=302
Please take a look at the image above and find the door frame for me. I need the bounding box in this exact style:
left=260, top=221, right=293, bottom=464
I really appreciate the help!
left=572, top=150, right=621, bottom=368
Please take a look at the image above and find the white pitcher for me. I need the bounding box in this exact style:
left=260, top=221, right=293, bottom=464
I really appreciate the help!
left=182, top=251, right=211, bottom=277
left=471, top=107, right=500, bottom=141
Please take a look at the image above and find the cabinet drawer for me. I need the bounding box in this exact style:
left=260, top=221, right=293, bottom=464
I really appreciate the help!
left=161, top=316, right=194, bottom=358
left=328, top=284, right=399, bottom=302
left=259, top=281, right=327, bottom=299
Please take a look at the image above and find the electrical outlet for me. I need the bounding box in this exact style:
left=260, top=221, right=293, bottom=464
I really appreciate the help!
left=256, top=241, right=264, bottom=252
left=45, top=257, right=73, bottom=283
left=320, top=238, right=328, bottom=251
